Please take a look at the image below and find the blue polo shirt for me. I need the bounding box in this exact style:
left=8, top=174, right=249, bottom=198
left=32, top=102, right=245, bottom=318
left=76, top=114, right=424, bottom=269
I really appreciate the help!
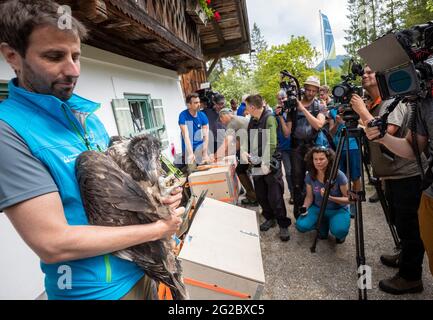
left=275, top=112, right=291, bottom=151
left=178, top=109, right=209, bottom=152
left=237, top=102, right=246, bottom=117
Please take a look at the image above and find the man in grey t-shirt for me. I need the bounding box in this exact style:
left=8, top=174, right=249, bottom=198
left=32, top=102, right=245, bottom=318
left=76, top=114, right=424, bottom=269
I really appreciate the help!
left=0, top=121, right=59, bottom=211
left=364, top=97, right=433, bottom=279
left=218, top=108, right=257, bottom=206
left=351, top=66, right=425, bottom=295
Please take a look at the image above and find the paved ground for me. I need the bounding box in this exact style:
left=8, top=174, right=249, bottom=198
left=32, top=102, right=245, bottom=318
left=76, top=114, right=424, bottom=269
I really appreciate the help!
left=240, top=182, right=433, bottom=300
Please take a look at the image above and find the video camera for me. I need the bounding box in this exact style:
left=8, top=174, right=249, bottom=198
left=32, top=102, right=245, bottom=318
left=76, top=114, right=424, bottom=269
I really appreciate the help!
left=331, top=59, right=365, bottom=128
left=359, top=21, right=433, bottom=100
left=279, top=70, right=302, bottom=113
left=196, top=83, right=218, bottom=109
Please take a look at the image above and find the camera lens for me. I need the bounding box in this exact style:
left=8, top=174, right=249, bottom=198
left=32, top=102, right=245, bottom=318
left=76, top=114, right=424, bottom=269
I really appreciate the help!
left=333, top=85, right=347, bottom=98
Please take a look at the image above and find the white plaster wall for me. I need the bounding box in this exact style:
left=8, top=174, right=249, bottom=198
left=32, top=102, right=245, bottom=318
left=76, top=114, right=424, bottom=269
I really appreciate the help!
left=0, top=45, right=188, bottom=299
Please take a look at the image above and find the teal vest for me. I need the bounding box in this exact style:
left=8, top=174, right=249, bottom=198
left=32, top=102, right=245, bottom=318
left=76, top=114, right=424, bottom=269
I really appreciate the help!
left=0, top=80, right=143, bottom=300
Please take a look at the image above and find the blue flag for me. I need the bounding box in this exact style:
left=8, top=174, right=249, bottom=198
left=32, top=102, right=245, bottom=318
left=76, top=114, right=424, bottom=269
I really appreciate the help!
left=321, top=13, right=336, bottom=61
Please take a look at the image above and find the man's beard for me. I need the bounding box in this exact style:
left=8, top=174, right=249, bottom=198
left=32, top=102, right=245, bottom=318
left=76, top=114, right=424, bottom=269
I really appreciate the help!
left=20, top=60, right=77, bottom=101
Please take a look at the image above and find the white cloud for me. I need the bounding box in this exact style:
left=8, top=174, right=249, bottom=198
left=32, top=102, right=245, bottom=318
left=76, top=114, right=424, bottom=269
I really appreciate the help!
left=246, top=0, right=350, bottom=56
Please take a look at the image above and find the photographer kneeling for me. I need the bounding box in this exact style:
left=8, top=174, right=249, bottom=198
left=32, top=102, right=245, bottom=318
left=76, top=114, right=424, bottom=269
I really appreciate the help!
left=296, top=147, right=351, bottom=243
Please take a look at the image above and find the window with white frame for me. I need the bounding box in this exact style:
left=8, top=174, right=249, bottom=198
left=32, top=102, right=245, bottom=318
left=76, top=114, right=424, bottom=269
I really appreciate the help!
left=0, top=82, right=8, bottom=103
left=111, top=95, right=169, bottom=148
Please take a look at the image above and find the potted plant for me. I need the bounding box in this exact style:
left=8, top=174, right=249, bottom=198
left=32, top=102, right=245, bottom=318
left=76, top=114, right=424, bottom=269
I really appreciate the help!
left=186, top=0, right=221, bottom=26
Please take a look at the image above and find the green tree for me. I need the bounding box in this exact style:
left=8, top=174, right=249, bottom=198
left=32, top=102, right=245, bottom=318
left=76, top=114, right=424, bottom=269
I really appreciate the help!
left=380, top=0, right=405, bottom=33
left=428, top=0, right=433, bottom=12
left=254, top=36, right=318, bottom=107
left=250, top=23, right=268, bottom=70
left=316, top=64, right=344, bottom=90
left=344, top=0, right=369, bottom=57
left=211, top=68, right=255, bottom=103
left=402, top=0, right=433, bottom=27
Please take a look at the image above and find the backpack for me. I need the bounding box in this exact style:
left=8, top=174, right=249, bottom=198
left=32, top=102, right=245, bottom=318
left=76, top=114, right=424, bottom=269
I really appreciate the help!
left=292, top=99, right=333, bottom=148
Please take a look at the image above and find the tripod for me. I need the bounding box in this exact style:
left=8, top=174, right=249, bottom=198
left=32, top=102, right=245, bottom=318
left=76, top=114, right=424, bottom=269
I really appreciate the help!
left=361, top=138, right=401, bottom=250
left=310, top=124, right=368, bottom=300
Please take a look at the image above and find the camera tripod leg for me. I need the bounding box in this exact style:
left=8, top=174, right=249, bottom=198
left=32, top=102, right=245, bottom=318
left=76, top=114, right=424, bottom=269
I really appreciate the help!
left=310, top=128, right=346, bottom=253
left=371, top=179, right=401, bottom=250
left=311, top=128, right=369, bottom=300
left=353, top=134, right=368, bottom=300
left=360, top=133, right=401, bottom=249
left=353, top=198, right=368, bottom=300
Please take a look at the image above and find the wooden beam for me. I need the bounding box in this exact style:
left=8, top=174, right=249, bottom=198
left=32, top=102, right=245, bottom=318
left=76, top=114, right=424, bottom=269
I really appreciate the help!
left=211, top=19, right=226, bottom=48
left=78, top=0, right=108, bottom=24
left=237, top=0, right=250, bottom=49
left=204, top=40, right=250, bottom=57
left=206, top=54, right=221, bottom=77
left=107, top=0, right=203, bottom=61
left=132, top=38, right=158, bottom=45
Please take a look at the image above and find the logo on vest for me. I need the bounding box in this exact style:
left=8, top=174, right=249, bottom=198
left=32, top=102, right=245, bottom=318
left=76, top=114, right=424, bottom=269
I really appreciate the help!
left=63, top=153, right=80, bottom=164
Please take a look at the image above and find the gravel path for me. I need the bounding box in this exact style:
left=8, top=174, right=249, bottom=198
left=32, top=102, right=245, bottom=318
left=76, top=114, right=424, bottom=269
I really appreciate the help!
left=241, top=183, right=433, bottom=300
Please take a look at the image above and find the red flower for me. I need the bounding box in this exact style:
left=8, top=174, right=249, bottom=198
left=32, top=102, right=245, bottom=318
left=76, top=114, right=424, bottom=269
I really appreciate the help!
left=206, top=0, right=211, bottom=4
left=214, top=11, right=221, bottom=22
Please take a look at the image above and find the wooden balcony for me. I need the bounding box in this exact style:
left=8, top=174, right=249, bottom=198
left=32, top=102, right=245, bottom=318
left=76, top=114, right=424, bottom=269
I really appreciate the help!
left=58, top=0, right=205, bottom=73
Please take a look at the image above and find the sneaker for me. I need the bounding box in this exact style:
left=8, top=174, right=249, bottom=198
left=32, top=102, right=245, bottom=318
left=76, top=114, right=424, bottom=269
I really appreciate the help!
left=379, top=273, right=423, bottom=295
left=380, top=252, right=400, bottom=268
left=369, top=192, right=380, bottom=203
left=350, top=203, right=356, bottom=219
left=318, top=233, right=328, bottom=240
left=336, top=237, right=346, bottom=244
left=279, top=227, right=290, bottom=242
left=241, top=198, right=258, bottom=206
left=239, top=187, right=246, bottom=196
left=260, top=219, right=277, bottom=232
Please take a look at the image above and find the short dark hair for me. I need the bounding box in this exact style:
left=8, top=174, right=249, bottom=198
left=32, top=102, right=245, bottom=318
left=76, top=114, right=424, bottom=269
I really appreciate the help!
left=0, top=0, right=88, bottom=57
left=186, top=93, right=200, bottom=104
left=245, top=94, right=263, bottom=109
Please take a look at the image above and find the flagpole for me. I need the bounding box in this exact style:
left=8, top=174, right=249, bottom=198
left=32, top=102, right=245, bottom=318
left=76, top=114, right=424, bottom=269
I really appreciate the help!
left=319, top=10, right=327, bottom=86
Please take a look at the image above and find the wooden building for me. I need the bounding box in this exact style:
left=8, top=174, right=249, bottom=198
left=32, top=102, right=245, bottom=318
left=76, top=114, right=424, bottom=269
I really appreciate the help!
left=0, top=0, right=251, bottom=299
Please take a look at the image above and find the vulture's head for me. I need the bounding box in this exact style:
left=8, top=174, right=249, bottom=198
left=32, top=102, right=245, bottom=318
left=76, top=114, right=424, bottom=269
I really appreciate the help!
left=128, top=134, right=162, bottom=184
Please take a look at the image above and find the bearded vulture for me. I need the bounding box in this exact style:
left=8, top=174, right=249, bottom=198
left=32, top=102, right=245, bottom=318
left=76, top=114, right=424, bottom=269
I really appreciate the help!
left=75, top=134, right=187, bottom=300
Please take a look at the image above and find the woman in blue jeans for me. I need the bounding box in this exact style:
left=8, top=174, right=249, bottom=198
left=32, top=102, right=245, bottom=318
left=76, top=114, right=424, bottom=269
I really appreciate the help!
left=296, top=147, right=351, bottom=243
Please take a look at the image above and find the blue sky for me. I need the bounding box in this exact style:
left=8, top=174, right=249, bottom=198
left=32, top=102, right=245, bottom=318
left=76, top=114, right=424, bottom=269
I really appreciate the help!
left=246, top=0, right=350, bottom=56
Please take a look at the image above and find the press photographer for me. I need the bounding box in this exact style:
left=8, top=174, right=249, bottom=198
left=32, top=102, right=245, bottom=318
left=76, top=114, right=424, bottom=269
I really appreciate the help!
left=275, top=90, right=294, bottom=203
left=245, top=94, right=291, bottom=242
left=287, top=75, right=327, bottom=219
left=357, top=21, right=433, bottom=280
left=203, top=93, right=227, bottom=156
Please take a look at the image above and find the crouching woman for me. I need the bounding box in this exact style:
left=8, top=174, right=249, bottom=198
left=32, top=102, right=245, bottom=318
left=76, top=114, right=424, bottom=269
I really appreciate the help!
left=296, top=147, right=351, bottom=243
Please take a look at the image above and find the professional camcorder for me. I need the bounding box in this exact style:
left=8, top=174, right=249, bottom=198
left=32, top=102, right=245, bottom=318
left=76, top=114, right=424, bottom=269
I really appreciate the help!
left=359, top=21, right=433, bottom=100
left=196, top=83, right=219, bottom=109
left=331, top=59, right=364, bottom=128
left=279, top=70, right=302, bottom=113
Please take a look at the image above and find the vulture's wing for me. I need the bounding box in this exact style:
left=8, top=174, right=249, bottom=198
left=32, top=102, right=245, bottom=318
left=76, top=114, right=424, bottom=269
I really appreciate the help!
left=75, top=151, right=187, bottom=300
left=76, top=151, right=169, bottom=226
